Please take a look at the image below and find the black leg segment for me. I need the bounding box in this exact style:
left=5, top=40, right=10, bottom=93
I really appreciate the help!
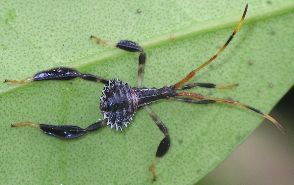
left=138, top=52, right=146, bottom=86
left=156, top=135, right=170, bottom=157
left=173, top=97, right=216, bottom=104
left=33, top=67, right=109, bottom=84
left=33, top=67, right=80, bottom=81
left=39, top=124, right=87, bottom=139
left=179, top=82, right=238, bottom=90
left=116, top=40, right=143, bottom=52
left=4, top=67, right=109, bottom=85
left=12, top=119, right=107, bottom=139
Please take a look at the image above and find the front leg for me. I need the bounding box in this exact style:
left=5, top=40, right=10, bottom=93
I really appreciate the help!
left=90, top=35, right=146, bottom=86
left=11, top=119, right=107, bottom=139
left=4, top=67, right=109, bottom=85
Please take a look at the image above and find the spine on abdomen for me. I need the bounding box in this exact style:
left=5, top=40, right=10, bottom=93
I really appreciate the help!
left=133, top=86, right=176, bottom=107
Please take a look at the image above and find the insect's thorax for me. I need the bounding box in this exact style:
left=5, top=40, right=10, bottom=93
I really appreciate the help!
left=100, top=79, right=175, bottom=131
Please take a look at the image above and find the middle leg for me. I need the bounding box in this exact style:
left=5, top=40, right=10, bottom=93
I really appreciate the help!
left=145, top=106, right=170, bottom=181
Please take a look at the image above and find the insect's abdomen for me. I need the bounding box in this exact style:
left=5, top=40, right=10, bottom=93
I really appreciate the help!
left=133, top=86, right=176, bottom=107
left=100, top=79, right=138, bottom=131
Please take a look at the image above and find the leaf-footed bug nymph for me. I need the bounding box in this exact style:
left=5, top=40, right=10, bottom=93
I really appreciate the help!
left=5, top=4, right=284, bottom=181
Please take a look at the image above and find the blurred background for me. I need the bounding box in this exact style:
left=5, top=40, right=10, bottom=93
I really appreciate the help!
left=197, top=86, right=294, bottom=185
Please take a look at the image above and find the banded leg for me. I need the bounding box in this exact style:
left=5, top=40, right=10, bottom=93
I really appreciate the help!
left=90, top=35, right=146, bottom=86
left=175, top=91, right=285, bottom=133
left=11, top=119, right=107, bottom=139
left=179, top=82, right=238, bottom=90
left=174, top=4, right=248, bottom=88
left=4, top=67, right=109, bottom=84
left=173, top=97, right=216, bottom=104
left=145, top=106, right=170, bottom=181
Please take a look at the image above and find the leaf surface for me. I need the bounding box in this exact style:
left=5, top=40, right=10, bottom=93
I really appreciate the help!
left=0, top=1, right=293, bottom=185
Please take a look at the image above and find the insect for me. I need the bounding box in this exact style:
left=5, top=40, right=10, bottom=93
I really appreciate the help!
left=5, top=4, right=283, bottom=181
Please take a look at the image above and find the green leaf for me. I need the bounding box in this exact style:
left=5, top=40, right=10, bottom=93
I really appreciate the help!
left=0, top=1, right=293, bottom=185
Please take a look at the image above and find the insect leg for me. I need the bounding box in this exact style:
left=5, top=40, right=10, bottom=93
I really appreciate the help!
left=175, top=91, right=285, bottom=133
left=137, top=52, right=146, bottom=86
left=178, top=82, right=238, bottom=90
left=174, top=4, right=248, bottom=88
left=144, top=106, right=170, bottom=181
left=90, top=35, right=144, bottom=52
left=90, top=35, right=146, bottom=86
left=173, top=97, right=216, bottom=104
left=11, top=119, right=107, bottom=139
left=4, top=67, right=109, bottom=85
